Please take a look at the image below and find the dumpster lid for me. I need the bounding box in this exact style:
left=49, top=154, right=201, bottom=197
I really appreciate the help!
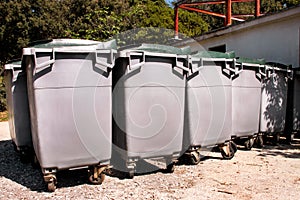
left=29, top=39, right=117, bottom=50
left=236, top=57, right=265, bottom=65
left=191, top=51, right=235, bottom=59
left=123, top=43, right=191, bottom=55
left=266, top=62, right=291, bottom=72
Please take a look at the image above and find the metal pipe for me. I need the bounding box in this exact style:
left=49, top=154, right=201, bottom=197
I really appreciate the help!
left=255, top=0, right=261, bottom=17
left=225, top=0, right=232, bottom=26
left=174, top=6, right=179, bottom=39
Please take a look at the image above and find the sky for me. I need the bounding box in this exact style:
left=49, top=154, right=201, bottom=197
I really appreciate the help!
left=165, top=0, right=173, bottom=7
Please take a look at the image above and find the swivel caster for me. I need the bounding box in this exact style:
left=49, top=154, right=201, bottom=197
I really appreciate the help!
left=44, top=174, right=57, bottom=192
left=256, top=134, right=264, bottom=148
left=220, top=142, right=235, bottom=160
left=88, top=165, right=108, bottom=184
left=166, top=163, right=175, bottom=173
left=244, top=137, right=254, bottom=150
left=188, top=151, right=201, bottom=165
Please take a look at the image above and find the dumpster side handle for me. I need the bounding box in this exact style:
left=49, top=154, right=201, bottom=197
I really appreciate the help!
left=33, top=49, right=55, bottom=75
left=95, top=49, right=116, bottom=69
left=127, top=51, right=145, bottom=71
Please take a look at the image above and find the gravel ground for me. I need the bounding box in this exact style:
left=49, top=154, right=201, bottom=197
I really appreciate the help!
left=1, top=121, right=300, bottom=199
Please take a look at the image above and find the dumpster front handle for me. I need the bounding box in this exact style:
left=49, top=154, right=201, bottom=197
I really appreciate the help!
left=224, top=58, right=236, bottom=74
left=174, top=55, right=189, bottom=72
left=234, top=62, right=243, bottom=75
left=188, top=56, right=204, bottom=73
left=95, top=49, right=116, bottom=69
left=33, top=49, right=55, bottom=75
left=127, top=51, right=145, bottom=71
left=258, top=65, right=267, bottom=78
left=287, top=66, right=293, bottom=80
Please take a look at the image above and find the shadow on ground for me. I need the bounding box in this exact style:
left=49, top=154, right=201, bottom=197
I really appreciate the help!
left=0, top=139, right=90, bottom=192
left=253, top=139, right=300, bottom=159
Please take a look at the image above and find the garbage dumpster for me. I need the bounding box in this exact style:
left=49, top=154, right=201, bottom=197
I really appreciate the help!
left=24, top=39, right=116, bottom=191
left=112, top=44, right=189, bottom=177
left=4, top=60, right=33, bottom=162
left=183, top=51, right=237, bottom=164
left=285, top=68, right=299, bottom=142
left=232, top=58, right=266, bottom=150
left=260, top=62, right=292, bottom=145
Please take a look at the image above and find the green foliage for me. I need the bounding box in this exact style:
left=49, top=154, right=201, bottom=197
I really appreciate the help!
left=0, top=76, right=6, bottom=112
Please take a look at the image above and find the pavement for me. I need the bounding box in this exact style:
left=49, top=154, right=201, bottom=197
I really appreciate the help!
left=0, top=121, right=10, bottom=141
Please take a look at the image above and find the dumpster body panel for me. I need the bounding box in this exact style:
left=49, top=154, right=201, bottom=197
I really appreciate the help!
left=25, top=43, right=114, bottom=170
left=4, top=62, right=32, bottom=153
left=291, top=72, right=300, bottom=132
left=232, top=68, right=262, bottom=138
left=112, top=49, right=186, bottom=173
left=186, top=61, right=233, bottom=147
left=260, top=69, right=288, bottom=133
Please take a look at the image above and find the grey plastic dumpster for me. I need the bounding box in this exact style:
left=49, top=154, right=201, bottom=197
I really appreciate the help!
left=286, top=69, right=299, bottom=142
left=24, top=39, right=116, bottom=191
left=112, top=44, right=189, bottom=177
left=232, top=58, right=266, bottom=150
left=184, top=51, right=237, bottom=164
left=4, top=60, right=33, bottom=162
left=260, top=62, right=292, bottom=145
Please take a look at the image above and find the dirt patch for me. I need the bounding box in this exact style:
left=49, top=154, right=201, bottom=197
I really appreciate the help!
left=0, top=121, right=300, bottom=199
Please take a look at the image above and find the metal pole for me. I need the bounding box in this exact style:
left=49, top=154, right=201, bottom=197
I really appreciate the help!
left=174, top=6, right=179, bottom=39
left=255, top=0, right=261, bottom=17
left=225, top=0, right=232, bottom=26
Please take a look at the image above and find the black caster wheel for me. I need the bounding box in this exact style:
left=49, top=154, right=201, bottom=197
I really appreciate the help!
left=44, top=174, right=57, bottom=192
left=189, top=151, right=201, bottom=165
left=89, top=173, right=105, bottom=184
left=256, top=135, right=264, bottom=148
left=286, top=133, right=294, bottom=144
left=89, top=166, right=107, bottom=184
left=244, top=138, right=254, bottom=150
left=126, top=170, right=134, bottom=179
left=165, top=163, right=175, bottom=173
left=272, top=133, right=280, bottom=145
left=47, top=181, right=57, bottom=192
left=220, top=143, right=235, bottom=160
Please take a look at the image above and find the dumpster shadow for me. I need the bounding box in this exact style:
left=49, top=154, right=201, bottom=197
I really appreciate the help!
left=0, top=139, right=95, bottom=192
left=106, top=159, right=166, bottom=179
left=0, top=139, right=45, bottom=192
left=262, top=67, right=288, bottom=133
left=254, top=140, right=300, bottom=159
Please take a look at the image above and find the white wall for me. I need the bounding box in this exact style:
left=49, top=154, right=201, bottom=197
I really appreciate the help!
left=185, top=6, right=300, bottom=68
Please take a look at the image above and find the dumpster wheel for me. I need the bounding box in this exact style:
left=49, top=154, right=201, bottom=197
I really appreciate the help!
left=272, top=133, right=280, bottom=145
left=48, top=180, right=56, bottom=192
left=166, top=163, right=175, bottom=173
left=188, top=151, right=201, bottom=165
left=220, top=142, right=235, bottom=160
left=88, top=166, right=107, bottom=185
left=44, top=174, right=57, bottom=192
left=244, top=137, right=255, bottom=150
left=255, top=134, right=264, bottom=148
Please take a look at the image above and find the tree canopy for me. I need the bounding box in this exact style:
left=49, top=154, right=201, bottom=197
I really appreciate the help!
left=0, top=0, right=299, bottom=111
left=1, top=0, right=299, bottom=64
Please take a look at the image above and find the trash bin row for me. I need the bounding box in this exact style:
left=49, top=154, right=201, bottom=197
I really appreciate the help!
left=3, top=39, right=295, bottom=192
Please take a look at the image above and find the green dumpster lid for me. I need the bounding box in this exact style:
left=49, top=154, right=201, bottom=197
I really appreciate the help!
left=31, top=39, right=117, bottom=50
left=236, top=57, right=265, bottom=65
left=133, top=43, right=191, bottom=55
left=191, top=51, right=235, bottom=59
